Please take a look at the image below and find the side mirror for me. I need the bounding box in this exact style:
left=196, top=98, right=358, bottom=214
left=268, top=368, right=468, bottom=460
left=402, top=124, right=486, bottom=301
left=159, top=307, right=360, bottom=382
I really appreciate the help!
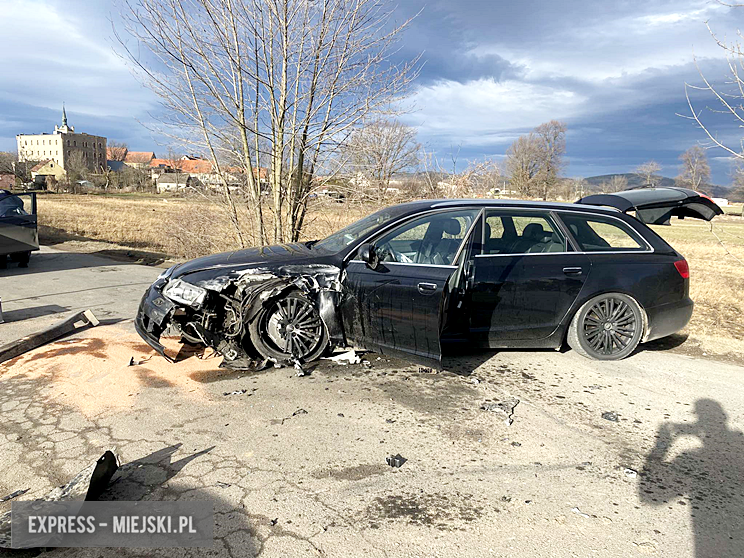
left=358, top=243, right=379, bottom=270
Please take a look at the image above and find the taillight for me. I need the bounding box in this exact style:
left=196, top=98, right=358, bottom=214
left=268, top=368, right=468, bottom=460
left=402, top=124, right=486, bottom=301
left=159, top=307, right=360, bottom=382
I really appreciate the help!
left=674, top=259, right=689, bottom=279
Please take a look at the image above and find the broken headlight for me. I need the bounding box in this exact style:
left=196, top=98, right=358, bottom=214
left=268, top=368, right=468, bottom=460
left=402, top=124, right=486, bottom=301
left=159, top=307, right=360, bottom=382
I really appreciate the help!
left=162, top=278, right=206, bottom=308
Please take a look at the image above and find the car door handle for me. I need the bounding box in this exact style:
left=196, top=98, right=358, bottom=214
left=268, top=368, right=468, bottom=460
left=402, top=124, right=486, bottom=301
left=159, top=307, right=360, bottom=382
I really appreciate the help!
left=417, top=282, right=438, bottom=294
left=563, top=267, right=583, bottom=276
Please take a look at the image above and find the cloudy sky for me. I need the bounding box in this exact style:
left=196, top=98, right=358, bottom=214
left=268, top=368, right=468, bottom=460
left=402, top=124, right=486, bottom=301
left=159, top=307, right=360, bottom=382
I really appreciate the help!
left=1, top=0, right=743, bottom=184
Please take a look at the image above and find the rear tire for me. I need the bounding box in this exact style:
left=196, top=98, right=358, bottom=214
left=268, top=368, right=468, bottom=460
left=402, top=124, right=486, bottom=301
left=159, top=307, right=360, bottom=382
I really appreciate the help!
left=249, top=292, right=328, bottom=362
left=567, top=293, right=644, bottom=361
left=16, top=251, right=30, bottom=268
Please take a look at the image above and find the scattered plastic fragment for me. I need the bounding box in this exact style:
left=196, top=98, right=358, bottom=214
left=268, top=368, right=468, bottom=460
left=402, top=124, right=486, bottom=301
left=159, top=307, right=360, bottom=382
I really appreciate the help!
left=571, top=507, right=591, bottom=518
left=223, top=389, right=248, bottom=396
left=128, top=356, right=152, bottom=366
left=386, top=454, right=407, bottom=468
left=624, top=468, right=638, bottom=478
left=323, top=350, right=361, bottom=365
left=0, top=489, right=28, bottom=502
left=293, top=408, right=308, bottom=416
left=0, top=450, right=118, bottom=548
left=602, top=411, right=620, bottom=422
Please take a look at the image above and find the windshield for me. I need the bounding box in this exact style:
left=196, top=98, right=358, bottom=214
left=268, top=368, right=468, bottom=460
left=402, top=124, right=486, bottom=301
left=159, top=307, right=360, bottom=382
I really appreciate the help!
left=313, top=206, right=411, bottom=253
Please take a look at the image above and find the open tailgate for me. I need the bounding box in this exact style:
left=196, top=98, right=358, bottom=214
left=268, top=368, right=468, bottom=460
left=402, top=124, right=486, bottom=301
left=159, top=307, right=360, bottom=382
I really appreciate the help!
left=576, top=187, right=724, bottom=225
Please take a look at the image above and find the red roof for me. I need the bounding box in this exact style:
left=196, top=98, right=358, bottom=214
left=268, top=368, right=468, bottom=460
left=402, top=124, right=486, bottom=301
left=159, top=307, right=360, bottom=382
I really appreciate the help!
left=148, top=158, right=267, bottom=178
left=177, top=159, right=213, bottom=173
left=149, top=158, right=213, bottom=173
left=124, top=151, right=156, bottom=164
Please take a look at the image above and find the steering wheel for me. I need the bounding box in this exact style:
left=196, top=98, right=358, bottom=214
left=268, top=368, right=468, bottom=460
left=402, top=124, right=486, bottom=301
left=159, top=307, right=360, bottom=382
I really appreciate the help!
left=377, top=242, right=402, bottom=263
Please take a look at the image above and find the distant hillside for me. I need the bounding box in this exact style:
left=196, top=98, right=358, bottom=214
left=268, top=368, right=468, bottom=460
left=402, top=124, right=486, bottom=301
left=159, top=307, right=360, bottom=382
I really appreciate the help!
left=584, top=173, right=730, bottom=198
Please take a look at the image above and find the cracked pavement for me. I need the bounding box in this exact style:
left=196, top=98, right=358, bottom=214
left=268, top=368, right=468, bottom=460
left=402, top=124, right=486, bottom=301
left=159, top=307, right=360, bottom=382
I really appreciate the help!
left=1, top=247, right=743, bottom=557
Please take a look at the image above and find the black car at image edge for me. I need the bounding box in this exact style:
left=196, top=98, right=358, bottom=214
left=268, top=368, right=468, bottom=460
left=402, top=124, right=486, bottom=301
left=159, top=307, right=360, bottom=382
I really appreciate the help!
left=135, top=187, right=723, bottom=367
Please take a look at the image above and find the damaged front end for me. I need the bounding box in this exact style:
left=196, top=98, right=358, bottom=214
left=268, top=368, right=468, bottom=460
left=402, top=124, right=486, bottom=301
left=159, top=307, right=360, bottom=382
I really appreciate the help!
left=135, top=256, right=344, bottom=369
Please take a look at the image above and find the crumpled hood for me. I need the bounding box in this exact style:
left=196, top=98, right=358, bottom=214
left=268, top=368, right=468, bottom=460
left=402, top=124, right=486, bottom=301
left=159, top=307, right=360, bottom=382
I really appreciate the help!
left=170, top=243, right=341, bottom=291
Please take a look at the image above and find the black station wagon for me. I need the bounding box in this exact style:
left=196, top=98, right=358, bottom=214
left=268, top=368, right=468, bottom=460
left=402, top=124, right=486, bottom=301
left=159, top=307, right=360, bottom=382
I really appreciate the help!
left=135, top=187, right=722, bottom=367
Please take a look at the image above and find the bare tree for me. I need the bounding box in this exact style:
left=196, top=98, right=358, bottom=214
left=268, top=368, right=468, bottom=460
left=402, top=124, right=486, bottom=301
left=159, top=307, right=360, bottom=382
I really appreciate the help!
left=107, top=141, right=129, bottom=162
left=607, top=174, right=628, bottom=192
left=505, top=133, right=542, bottom=197
left=117, top=0, right=418, bottom=245
left=66, top=151, right=89, bottom=186
left=534, top=120, right=566, bottom=200
left=635, top=161, right=662, bottom=187
left=344, top=118, right=420, bottom=201
left=677, top=146, right=711, bottom=190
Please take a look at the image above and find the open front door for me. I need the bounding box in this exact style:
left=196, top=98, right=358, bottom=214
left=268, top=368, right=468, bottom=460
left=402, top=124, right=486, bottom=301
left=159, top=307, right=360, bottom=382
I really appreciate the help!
left=340, top=208, right=481, bottom=366
left=0, top=192, right=38, bottom=256
left=577, top=187, right=723, bottom=225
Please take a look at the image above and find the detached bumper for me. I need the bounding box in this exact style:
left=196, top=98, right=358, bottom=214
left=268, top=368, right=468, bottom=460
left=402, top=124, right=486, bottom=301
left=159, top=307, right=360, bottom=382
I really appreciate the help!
left=134, top=282, right=177, bottom=361
left=644, top=297, right=694, bottom=342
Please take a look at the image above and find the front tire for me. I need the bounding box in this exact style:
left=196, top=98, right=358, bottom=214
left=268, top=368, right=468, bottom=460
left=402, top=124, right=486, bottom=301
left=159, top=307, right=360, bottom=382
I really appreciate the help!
left=249, top=292, right=328, bottom=362
left=567, top=293, right=644, bottom=360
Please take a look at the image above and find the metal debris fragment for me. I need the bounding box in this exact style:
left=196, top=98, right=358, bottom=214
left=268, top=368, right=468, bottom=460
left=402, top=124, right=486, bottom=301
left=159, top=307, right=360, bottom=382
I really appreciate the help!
left=386, top=454, right=407, bottom=468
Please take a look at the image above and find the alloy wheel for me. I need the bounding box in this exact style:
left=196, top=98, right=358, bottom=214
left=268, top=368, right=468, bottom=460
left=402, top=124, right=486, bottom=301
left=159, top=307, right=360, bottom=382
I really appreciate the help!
left=264, top=296, right=324, bottom=359
left=581, top=296, right=638, bottom=356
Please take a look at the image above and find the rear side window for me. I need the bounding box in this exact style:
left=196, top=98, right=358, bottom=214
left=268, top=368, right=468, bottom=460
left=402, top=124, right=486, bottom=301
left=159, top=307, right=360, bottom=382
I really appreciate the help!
left=483, top=211, right=568, bottom=255
left=560, top=213, right=647, bottom=251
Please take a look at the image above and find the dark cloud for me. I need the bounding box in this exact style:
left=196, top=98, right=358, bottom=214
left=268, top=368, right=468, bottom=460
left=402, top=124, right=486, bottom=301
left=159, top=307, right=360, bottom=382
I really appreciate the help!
left=2, top=0, right=743, bottom=184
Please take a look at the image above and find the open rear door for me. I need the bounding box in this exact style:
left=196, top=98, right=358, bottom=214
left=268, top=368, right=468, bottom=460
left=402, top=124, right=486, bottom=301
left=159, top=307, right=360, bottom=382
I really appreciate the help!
left=577, top=187, right=723, bottom=225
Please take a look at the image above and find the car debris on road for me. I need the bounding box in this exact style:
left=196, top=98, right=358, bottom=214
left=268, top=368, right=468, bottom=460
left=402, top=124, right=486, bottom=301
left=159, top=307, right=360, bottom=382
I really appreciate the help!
left=0, top=450, right=118, bottom=548
left=0, top=309, right=99, bottom=365
left=386, top=454, right=407, bottom=468
left=602, top=411, right=620, bottom=422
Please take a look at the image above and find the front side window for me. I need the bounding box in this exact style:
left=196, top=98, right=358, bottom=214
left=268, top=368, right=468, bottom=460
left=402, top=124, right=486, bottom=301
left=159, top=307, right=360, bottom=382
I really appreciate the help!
left=374, top=209, right=479, bottom=265
left=483, top=211, right=567, bottom=254
left=560, top=213, right=647, bottom=251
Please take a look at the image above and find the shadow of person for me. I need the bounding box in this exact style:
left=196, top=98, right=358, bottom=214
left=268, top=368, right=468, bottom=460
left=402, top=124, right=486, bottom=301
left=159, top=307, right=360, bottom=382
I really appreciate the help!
left=640, top=399, right=744, bottom=557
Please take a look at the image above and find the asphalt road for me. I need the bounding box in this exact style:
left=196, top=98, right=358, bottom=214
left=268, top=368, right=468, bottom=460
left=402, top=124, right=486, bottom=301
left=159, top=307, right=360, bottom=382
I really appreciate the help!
left=1, top=247, right=743, bottom=557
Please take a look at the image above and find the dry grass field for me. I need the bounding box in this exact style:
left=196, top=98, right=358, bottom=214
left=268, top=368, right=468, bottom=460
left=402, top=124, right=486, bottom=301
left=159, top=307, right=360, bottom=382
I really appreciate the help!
left=37, top=193, right=744, bottom=349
